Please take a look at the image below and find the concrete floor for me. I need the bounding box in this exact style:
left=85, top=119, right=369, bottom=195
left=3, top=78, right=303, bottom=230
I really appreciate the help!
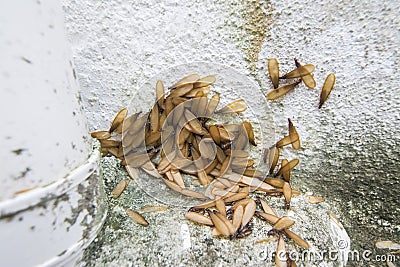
left=63, top=0, right=400, bottom=265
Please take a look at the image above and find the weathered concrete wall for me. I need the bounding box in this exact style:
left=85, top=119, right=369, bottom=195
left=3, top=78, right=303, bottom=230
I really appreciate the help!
left=63, top=0, right=400, bottom=265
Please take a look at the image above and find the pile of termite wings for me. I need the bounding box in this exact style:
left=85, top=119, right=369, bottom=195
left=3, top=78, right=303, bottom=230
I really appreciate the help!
left=91, top=70, right=331, bottom=266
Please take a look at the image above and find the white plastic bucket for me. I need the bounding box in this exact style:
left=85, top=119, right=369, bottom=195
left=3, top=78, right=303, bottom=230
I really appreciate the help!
left=0, top=1, right=106, bottom=266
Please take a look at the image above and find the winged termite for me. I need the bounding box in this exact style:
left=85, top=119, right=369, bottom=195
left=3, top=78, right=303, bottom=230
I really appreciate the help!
left=171, top=169, right=185, bottom=188
left=171, top=157, right=193, bottom=170
left=90, top=130, right=111, bottom=140
left=242, top=199, right=256, bottom=226
left=231, top=198, right=251, bottom=210
left=283, top=182, right=292, bottom=208
left=107, top=147, right=119, bottom=158
left=195, top=199, right=216, bottom=209
left=232, top=205, right=244, bottom=232
left=230, top=156, right=252, bottom=169
left=276, top=159, right=299, bottom=176
left=126, top=209, right=149, bottom=226
left=188, top=97, right=200, bottom=116
left=219, top=123, right=240, bottom=132
left=145, top=131, right=161, bottom=146
left=225, top=184, right=240, bottom=194
left=196, top=96, right=208, bottom=117
left=220, top=156, right=231, bottom=175
left=242, top=121, right=256, bottom=146
left=215, top=146, right=226, bottom=164
left=218, top=127, right=235, bottom=142
left=177, top=128, right=190, bottom=148
left=284, top=229, right=310, bottom=249
left=163, top=178, right=183, bottom=193
left=275, top=135, right=293, bottom=148
left=195, top=91, right=205, bottom=99
left=264, top=178, right=285, bottom=188
left=122, top=112, right=141, bottom=134
left=280, top=159, right=290, bottom=182
left=199, top=138, right=216, bottom=160
left=109, top=108, right=128, bottom=133
left=184, top=109, right=208, bottom=135
left=212, top=188, right=236, bottom=199
left=214, top=211, right=236, bottom=235
left=112, top=180, right=129, bottom=199
left=281, top=64, right=315, bottom=79
left=185, top=86, right=211, bottom=98
left=273, top=216, right=295, bottom=231
left=256, top=212, right=279, bottom=224
left=186, top=212, right=213, bottom=226
left=165, top=171, right=174, bottom=181
left=375, top=241, right=400, bottom=250
left=125, top=152, right=150, bottom=168
left=156, top=80, right=165, bottom=109
left=182, top=188, right=206, bottom=199
left=191, top=135, right=201, bottom=152
left=240, top=176, right=276, bottom=191
left=193, top=75, right=216, bottom=88
left=268, top=147, right=280, bottom=174
left=125, top=112, right=148, bottom=136
left=126, top=130, right=146, bottom=150
left=169, top=84, right=194, bottom=98
left=172, top=103, right=185, bottom=127
left=158, top=150, right=175, bottom=172
left=268, top=58, right=280, bottom=89
left=223, top=192, right=249, bottom=203
left=181, top=141, right=190, bottom=158
left=212, top=227, right=223, bottom=237
left=216, top=198, right=226, bottom=217
left=164, top=97, right=174, bottom=116
left=141, top=161, right=163, bottom=178
left=288, top=119, right=300, bottom=150
left=215, top=99, right=247, bottom=114
left=205, top=93, right=220, bottom=117
left=216, top=177, right=234, bottom=188
left=242, top=169, right=263, bottom=178
left=121, top=133, right=136, bottom=151
left=306, top=195, right=325, bottom=204
left=171, top=97, right=188, bottom=106
left=209, top=212, right=230, bottom=236
left=260, top=199, right=277, bottom=216
left=203, top=159, right=218, bottom=175
left=319, top=73, right=336, bottom=109
left=99, top=139, right=120, bottom=149
left=234, top=127, right=249, bottom=151
left=159, top=112, right=167, bottom=129
left=276, top=235, right=288, bottom=267
left=197, top=170, right=211, bottom=185
left=294, top=59, right=316, bottom=89
left=266, top=81, right=301, bottom=100
left=169, top=74, right=200, bottom=89
left=139, top=206, right=169, bottom=213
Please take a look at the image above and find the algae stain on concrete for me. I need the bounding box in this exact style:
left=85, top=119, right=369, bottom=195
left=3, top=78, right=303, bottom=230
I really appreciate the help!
left=224, top=0, right=273, bottom=76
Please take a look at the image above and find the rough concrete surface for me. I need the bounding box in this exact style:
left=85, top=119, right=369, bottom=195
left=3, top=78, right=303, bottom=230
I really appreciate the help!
left=63, top=0, right=400, bottom=266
